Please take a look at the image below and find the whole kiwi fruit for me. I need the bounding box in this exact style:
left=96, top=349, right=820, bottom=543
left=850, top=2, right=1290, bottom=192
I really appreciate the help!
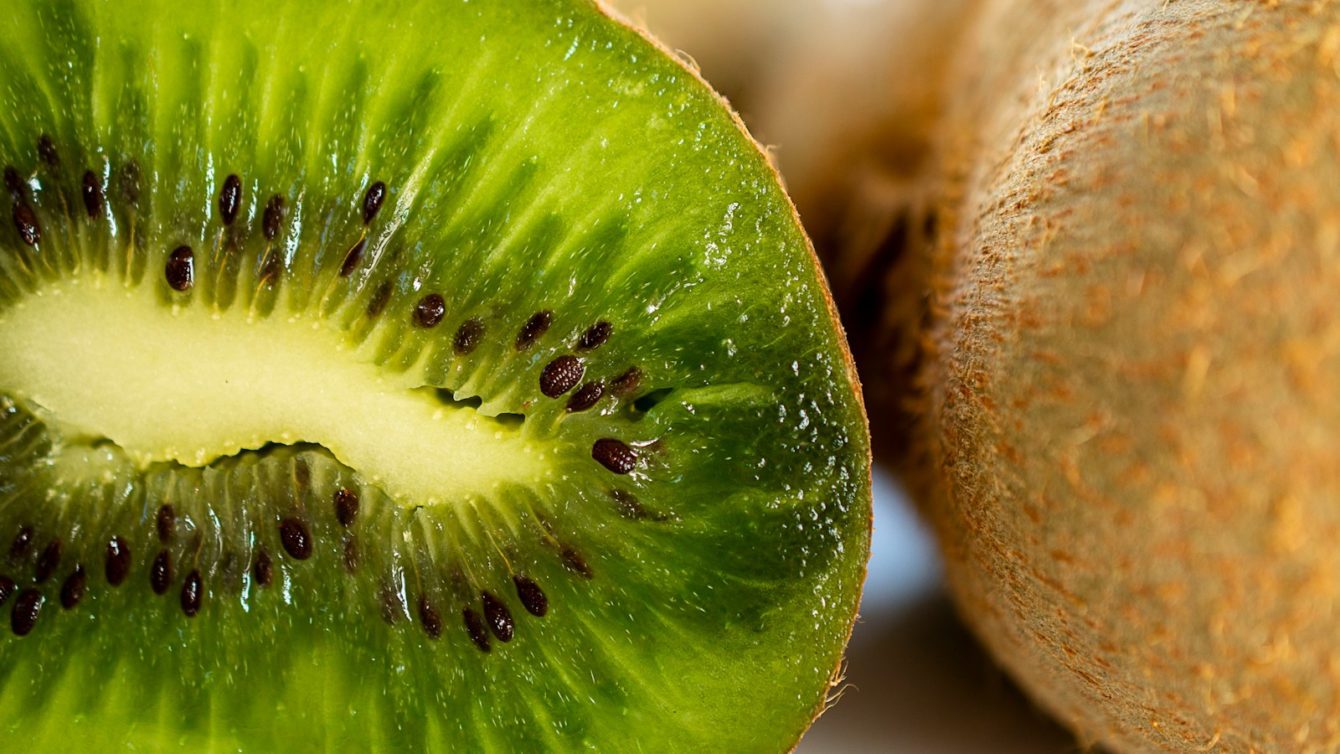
left=0, top=1, right=871, bottom=751
left=841, top=0, right=1340, bottom=751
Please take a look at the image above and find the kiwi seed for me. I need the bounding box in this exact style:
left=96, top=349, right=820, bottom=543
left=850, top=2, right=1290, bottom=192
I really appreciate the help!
left=560, top=546, right=594, bottom=579
left=566, top=382, right=605, bottom=413
left=334, top=488, right=359, bottom=528
left=577, top=321, right=613, bottom=351
left=59, top=566, right=86, bottom=609
left=150, top=551, right=171, bottom=595
left=418, top=596, right=443, bottom=639
left=361, top=181, right=387, bottom=224
left=252, top=549, right=274, bottom=587
left=219, top=174, right=242, bottom=226
left=540, top=355, right=584, bottom=398
left=165, top=246, right=195, bottom=292
left=80, top=171, right=102, bottom=218
left=592, top=438, right=637, bottom=474
left=452, top=318, right=485, bottom=355
left=365, top=281, right=393, bottom=318
left=12, top=202, right=39, bottom=246
left=262, top=195, right=285, bottom=241
left=339, top=239, right=366, bottom=278
left=181, top=571, right=203, bottom=617
left=279, top=518, right=313, bottom=560
left=515, top=310, right=552, bottom=350
left=412, top=294, right=445, bottom=328
left=512, top=575, right=548, bottom=617
left=104, top=538, right=130, bottom=587
left=481, top=591, right=514, bottom=642
left=10, top=589, right=42, bottom=637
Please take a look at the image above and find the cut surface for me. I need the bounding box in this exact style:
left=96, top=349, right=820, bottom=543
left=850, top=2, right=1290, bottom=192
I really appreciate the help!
left=0, top=1, right=870, bottom=752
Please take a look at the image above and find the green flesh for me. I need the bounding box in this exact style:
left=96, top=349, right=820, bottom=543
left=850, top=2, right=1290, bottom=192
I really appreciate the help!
left=0, top=1, right=870, bottom=752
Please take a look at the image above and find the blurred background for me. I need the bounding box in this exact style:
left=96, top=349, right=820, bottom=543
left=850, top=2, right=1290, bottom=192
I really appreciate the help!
left=608, top=1, right=1083, bottom=751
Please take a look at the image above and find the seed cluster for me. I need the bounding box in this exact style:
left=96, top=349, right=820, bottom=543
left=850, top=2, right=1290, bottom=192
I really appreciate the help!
left=0, top=136, right=674, bottom=655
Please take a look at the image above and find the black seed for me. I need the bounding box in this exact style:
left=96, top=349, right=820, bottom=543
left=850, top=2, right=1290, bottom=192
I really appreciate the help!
left=10, top=526, right=33, bottom=560
left=342, top=536, right=359, bottom=574
left=560, top=546, right=594, bottom=579
left=279, top=518, right=313, bottom=560
left=453, top=318, right=484, bottom=355
left=592, top=438, right=638, bottom=474
left=263, top=195, right=285, bottom=240
left=81, top=170, right=103, bottom=218
left=610, top=367, right=643, bottom=397
left=219, top=173, right=242, bottom=225
left=577, top=321, right=613, bottom=351
left=120, top=160, right=141, bottom=207
left=181, top=570, right=203, bottom=617
left=413, top=293, right=445, bottom=328
left=339, top=238, right=366, bottom=278
left=362, top=181, right=387, bottom=224
left=11, top=589, right=42, bottom=636
left=566, top=381, right=605, bottom=413
left=60, top=565, right=86, bottom=609
left=13, top=202, right=40, bottom=246
left=540, top=356, right=584, bottom=398
left=105, top=537, right=131, bottom=586
left=463, top=608, right=491, bottom=653
left=252, top=549, right=273, bottom=587
left=34, top=539, right=61, bottom=583
left=418, top=596, right=443, bottom=639
left=3, top=166, right=24, bottom=199
left=37, top=134, right=59, bottom=169
left=481, top=591, right=514, bottom=642
left=0, top=576, right=14, bottom=606
left=515, top=311, right=552, bottom=350
left=334, top=488, right=360, bottom=528
left=366, top=281, right=393, bottom=318
left=150, top=550, right=172, bottom=595
left=513, top=575, right=548, bottom=617
left=165, top=245, right=194, bottom=292
left=157, top=504, right=176, bottom=542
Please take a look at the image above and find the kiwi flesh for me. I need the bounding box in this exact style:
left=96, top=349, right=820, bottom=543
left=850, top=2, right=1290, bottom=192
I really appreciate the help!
left=852, top=0, right=1340, bottom=751
left=0, top=1, right=870, bottom=752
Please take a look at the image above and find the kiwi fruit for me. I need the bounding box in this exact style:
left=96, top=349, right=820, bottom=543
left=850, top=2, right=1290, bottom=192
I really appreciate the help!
left=0, top=1, right=870, bottom=751
left=842, top=0, right=1340, bottom=751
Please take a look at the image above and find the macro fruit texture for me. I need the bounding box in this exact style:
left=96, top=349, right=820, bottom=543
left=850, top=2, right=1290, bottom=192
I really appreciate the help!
left=872, top=0, right=1340, bottom=752
left=611, top=0, right=977, bottom=467
left=0, top=1, right=871, bottom=752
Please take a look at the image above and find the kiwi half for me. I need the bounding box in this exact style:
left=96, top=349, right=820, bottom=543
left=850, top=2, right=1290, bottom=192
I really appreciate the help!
left=0, top=1, right=870, bottom=751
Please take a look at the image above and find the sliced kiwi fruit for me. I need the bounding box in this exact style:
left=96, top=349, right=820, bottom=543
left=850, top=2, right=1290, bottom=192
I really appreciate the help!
left=0, top=0, right=869, bottom=751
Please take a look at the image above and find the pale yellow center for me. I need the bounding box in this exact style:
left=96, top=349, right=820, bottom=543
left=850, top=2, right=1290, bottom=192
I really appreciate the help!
left=0, top=276, right=550, bottom=505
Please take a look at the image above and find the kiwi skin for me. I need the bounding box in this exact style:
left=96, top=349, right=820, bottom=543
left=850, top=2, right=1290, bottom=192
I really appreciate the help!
left=868, top=0, right=1340, bottom=751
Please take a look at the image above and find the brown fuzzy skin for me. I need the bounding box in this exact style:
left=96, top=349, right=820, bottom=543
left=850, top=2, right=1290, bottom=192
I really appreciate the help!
left=910, top=1, right=1340, bottom=752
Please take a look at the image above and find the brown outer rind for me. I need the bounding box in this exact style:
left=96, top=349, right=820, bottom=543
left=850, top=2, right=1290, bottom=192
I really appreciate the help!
left=917, top=1, right=1340, bottom=752
left=592, top=2, right=875, bottom=751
